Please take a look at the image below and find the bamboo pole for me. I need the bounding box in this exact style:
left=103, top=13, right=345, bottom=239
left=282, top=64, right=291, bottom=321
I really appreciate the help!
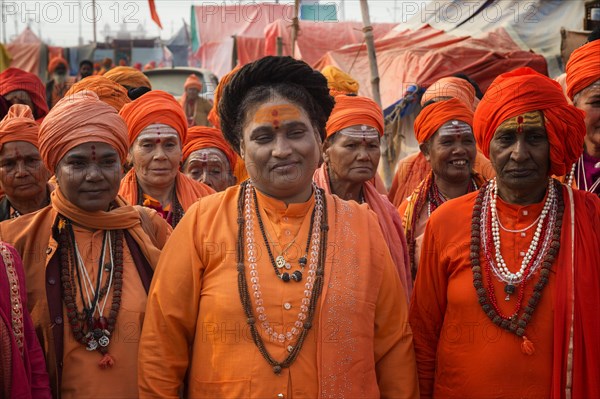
left=290, top=0, right=300, bottom=58
left=359, top=0, right=392, bottom=188
left=92, top=0, right=97, bottom=44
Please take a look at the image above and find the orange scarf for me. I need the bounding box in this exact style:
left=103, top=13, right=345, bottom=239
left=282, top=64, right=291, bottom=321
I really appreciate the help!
left=313, top=164, right=412, bottom=298
left=118, top=168, right=214, bottom=212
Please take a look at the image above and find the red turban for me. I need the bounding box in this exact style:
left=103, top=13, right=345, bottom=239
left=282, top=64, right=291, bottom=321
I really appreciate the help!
left=413, top=98, right=474, bottom=144
left=104, top=66, right=152, bottom=89
left=566, top=40, right=600, bottom=100
left=0, top=104, right=39, bottom=151
left=48, top=56, right=69, bottom=74
left=65, top=75, right=131, bottom=111
left=421, top=77, right=479, bottom=111
left=0, top=68, right=49, bottom=122
left=182, top=126, right=237, bottom=169
left=325, top=95, right=384, bottom=138
left=119, top=90, right=187, bottom=146
left=474, top=67, right=586, bottom=176
left=39, top=91, right=128, bottom=172
left=184, top=74, right=202, bottom=91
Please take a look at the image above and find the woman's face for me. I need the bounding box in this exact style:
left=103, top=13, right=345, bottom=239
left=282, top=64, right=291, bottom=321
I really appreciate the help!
left=240, top=95, right=321, bottom=204
left=129, top=124, right=182, bottom=190
left=323, top=126, right=380, bottom=185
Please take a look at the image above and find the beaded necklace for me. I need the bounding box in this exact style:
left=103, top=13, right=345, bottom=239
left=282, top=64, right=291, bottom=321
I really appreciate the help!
left=58, top=217, right=124, bottom=368
left=236, top=181, right=328, bottom=374
left=1, top=243, right=24, bottom=356
left=470, top=179, right=564, bottom=355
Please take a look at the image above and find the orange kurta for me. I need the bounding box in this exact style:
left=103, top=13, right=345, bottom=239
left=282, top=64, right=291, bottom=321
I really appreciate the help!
left=139, top=185, right=419, bottom=398
left=388, top=151, right=495, bottom=208
left=409, top=187, right=600, bottom=398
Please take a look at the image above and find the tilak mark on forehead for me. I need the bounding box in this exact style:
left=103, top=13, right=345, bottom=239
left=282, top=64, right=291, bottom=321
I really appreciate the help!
left=254, top=104, right=301, bottom=130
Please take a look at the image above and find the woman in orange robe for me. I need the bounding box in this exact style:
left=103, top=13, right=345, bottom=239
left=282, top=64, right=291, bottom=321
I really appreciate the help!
left=313, top=93, right=412, bottom=298
left=138, top=56, right=419, bottom=399
left=0, top=91, right=172, bottom=398
left=409, top=68, right=600, bottom=399
left=118, top=90, right=214, bottom=227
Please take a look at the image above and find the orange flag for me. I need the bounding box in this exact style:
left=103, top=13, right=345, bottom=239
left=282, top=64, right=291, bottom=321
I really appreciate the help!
left=149, top=0, right=162, bottom=29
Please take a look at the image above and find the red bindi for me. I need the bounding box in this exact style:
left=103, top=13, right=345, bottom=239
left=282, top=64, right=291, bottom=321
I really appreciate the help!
left=517, top=116, right=524, bottom=134
left=271, top=110, right=278, bottom=116
left=156, top=139, right=161, bottom=143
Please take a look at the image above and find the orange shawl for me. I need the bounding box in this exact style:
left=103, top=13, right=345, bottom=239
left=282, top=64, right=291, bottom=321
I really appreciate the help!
left=118, top=168, right=214, bottom=211
left=313, top=164, right=412, bottom=298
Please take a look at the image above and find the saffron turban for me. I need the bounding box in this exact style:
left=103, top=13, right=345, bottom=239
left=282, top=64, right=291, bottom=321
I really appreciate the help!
left=104, top=66, right=152, bottom=89
left=325, top=94, right=384, bottom=138
left=182, top=126, right=237, bottom=169
left=321, top=65, right=360, bottom=95
left=0, top=68, right=49, bottom=122
left=184, top=74, right=202, bottom=91
left=208, top=66, right=241, bottom=129
left=413, top=98, right=474, bottom=144
left=0, top=104, right=39, bottom=151
left=473, top=67, right=586, bottom=177
left=421, top=77, right=479, bottom=111
left=39, top=91, right=128, bottom=172
left=566, top=40, right=600, bottom=100
left=119, top=90, right=187, bottom=145
left=48, top=56, right=68, bottom=74
left=65, top=75, right=131, bottom=112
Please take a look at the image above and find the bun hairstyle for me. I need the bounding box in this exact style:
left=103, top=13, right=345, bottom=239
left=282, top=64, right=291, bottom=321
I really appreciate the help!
left=218, top=56, right=334, bottom=154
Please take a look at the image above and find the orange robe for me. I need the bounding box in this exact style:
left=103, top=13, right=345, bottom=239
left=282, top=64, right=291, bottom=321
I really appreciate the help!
left=388, top=151, right=495, bottom=207
left=0, top=195, right=171, bottom=397
left=409, top=186, right=600, bottom=398
left=119, top=169, right=215, bottom=211
left=313, top=164, right=412, bottom=298
left=138, top=185, right=419, bottom=398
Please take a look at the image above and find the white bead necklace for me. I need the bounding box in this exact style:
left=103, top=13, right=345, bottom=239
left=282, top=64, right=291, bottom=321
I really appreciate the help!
left=244, top=182, right=324, bottom=344
left=486, top=178, right=555, bottom=285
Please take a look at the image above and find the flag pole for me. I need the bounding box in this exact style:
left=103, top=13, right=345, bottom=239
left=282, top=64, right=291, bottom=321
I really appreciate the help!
left=291, top=0, right=300, bottom=58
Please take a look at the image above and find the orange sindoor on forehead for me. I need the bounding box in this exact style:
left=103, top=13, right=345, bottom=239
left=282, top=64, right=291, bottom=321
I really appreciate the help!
left=253, top=104, right=302, bottom=129
left=496, top=111, right=544, bottom=134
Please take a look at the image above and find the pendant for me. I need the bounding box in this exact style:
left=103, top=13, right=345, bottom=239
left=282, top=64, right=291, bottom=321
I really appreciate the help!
left=86, top=336, right=99, bottom=351
left=284, top=262, right=292, bottom=270
left=504, top=284, right=516, bottom=301
left=290, top=270, right=303, bottom=282
left=98, top=333, right=110, bottom=347
left=275, top=255, right=286, bottom=269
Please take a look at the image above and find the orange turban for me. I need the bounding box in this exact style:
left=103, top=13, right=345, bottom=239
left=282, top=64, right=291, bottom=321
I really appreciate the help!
left=566, top=40, right=600, bottom=100
left=325, top=94, right=384, bottom=138
left=39, top=91, right=128, bottom=172
left=48, top=56, right=68, bottom=74
left=184, top=74, right=202, bottom=91
left=65, top=75, right=131, bottom=112
left=321, top=65, right=359, bottom=95
left=413, top=98, right=474, bottom=144
left=421, top=77, right=479, bottom=111
left=0, top=104, right=39, bottom=151
left=119, top=90, right=187, bottom=146
left=104, top=66, right=152, bottom=89
left=208, top=66, right=241, bottom=129
left=474, top=67, right=586, bottom=177
left=182, top=126, right=237, bottom=169
left=0, top=68, right=49, bottom=122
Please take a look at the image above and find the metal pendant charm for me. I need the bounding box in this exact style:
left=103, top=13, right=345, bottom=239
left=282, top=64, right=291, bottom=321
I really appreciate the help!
left=275, top=256, right=286, bottom=269
left=98, top=333, right=110, bottom=347
left=86, top=338, right=98, bottom=351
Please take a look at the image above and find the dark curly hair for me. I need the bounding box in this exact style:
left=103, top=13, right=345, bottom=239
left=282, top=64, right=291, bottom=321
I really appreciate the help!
left=218, top=56, right=334, bottom=154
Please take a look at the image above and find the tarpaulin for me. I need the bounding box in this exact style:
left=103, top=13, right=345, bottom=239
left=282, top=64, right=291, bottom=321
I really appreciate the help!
left=236, top=36, right=265, bottom=67
left=5, top=28, right=41, bottom=74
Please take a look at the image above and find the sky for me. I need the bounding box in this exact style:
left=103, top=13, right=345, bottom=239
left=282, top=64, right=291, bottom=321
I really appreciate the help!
left=1, top=0, right=419, bottom=46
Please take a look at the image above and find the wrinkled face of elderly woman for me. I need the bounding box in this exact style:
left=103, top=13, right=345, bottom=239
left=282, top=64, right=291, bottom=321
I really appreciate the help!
left=573, top=80, right=600, bottom=158
left=240, top=95, right=321, bottom=204
left=323, top=125, right=380, bottom=186
left=183, top=148, right=235, bottom=192
left=130, top=123, right=182, bottom=190
left=0, top=141, right=51, bottom=205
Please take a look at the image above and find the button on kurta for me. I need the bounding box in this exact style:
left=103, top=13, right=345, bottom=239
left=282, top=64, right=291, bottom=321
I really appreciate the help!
left=48, top=277, right=56, bottom=285
left=283, top=302, right=292, bottom=310
left=277, top=394, right=284, bottom=399
left=54, top=316, right=63, bottom=325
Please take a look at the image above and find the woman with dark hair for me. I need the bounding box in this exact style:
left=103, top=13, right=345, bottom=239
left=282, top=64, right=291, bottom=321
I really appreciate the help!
left=139, top=56, right=418, bottom=398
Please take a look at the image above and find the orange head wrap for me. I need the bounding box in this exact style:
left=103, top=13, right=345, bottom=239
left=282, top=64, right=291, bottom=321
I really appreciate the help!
left=208, top=66, right=242, bottom=129
left=38, top=91, right=128, bottom=172
left=474, top=67, right=586, bottom=177
left=325, top=94, right=384, bottom=138
left=182, top=126, right=237, bottom=169
left=421, top=76, right=479, bottom=111
left=413, top=98, right=474, bottom=144
left=119, top=90, right=187, bottom=146
left=48, top=56, right=69, bottom=74
left=104, top=66, right=152, bottom=90
left=0, top=104, right=39, bottom=151
left=0, top=68, right=49, bottom=122
left=566, top=40, right=600, bottom=100
left=321, top=65, right=360, bottom=96
left=184, top=74, right=202, bottom=91
left=65, top=75, right=131, bottom=112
